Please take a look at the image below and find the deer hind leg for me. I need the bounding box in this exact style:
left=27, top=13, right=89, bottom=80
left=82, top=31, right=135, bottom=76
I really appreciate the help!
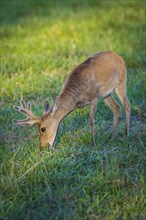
left=115, top=85, right=131, bottom=135
left=90, top=98, right=98, bottom=146
left=104, top=95, right=120, bottom=138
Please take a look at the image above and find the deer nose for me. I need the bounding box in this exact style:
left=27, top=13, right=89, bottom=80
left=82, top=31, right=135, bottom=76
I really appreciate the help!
left=40, top=145, right=45, bottom=150
left=40, top=143, right=49, bottom=149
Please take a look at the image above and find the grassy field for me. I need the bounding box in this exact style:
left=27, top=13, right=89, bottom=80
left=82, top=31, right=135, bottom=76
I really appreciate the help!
left=0, top=0, right=146, bottom=219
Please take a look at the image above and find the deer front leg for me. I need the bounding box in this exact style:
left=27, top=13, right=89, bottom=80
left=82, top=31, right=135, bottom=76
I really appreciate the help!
left=89, top=98, right=97, bottom=146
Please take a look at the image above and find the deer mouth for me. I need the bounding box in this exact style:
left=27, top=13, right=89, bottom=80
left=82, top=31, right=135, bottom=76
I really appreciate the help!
left=40, top=143, right=49, bottom=149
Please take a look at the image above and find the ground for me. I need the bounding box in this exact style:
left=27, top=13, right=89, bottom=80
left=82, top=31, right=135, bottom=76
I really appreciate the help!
left=0, top=1, right=146, bottom=219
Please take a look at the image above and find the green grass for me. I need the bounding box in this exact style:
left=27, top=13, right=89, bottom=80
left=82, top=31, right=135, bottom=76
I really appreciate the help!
left=0, top=0, right=146, bottom=219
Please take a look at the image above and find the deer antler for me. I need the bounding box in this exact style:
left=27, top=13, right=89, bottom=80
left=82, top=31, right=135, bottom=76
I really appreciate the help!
left=13, top=99, right=41, bottom=126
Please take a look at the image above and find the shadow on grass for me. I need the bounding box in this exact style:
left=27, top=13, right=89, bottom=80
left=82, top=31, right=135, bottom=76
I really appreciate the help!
left=0, top=0, right=104, bottom=26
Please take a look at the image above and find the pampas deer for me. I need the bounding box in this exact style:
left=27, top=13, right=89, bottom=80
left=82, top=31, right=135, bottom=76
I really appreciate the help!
left=13, top=51, right=131, bottom=149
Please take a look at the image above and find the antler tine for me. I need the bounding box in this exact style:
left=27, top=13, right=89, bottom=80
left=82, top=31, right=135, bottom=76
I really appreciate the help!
left=27, top=102, right=31, bottom=111
left=20, top=99, right=26, bottom=108
left=13, top=118, right=30, bottom=126
left=13, top=105, right=36, bottom=119
left=13, top=99, right=41, bottom=126
left=13, top=118, right=40, bottom=126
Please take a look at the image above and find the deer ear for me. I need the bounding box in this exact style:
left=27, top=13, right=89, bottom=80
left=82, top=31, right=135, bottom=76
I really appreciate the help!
left=44, top=100, right=51, bottom=113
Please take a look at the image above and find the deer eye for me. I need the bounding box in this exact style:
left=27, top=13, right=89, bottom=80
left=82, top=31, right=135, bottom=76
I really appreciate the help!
left=41, top=127, right=46, bottom=133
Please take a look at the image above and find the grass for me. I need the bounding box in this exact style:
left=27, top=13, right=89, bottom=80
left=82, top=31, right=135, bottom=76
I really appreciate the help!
left=0, top=0, right=146, bottom=219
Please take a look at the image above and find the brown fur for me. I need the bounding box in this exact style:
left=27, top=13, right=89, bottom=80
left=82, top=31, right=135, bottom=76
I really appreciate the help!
left=13, top=51, right=131, bottom=148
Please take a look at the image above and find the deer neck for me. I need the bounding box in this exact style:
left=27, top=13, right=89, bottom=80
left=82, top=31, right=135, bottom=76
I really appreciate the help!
left=52, top=94, right=76, bottom=123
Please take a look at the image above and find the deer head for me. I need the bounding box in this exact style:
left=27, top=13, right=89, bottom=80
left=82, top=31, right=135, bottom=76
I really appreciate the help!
left=13, top=99, right=59, bottom=149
